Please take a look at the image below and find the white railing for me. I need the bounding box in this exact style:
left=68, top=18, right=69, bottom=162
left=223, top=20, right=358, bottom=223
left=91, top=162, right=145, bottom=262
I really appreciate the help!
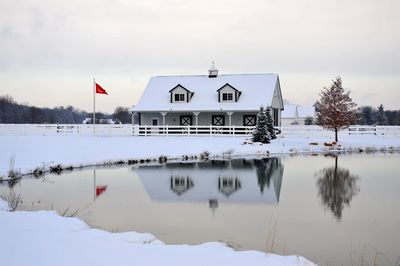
left=135, top=125, right=255, bottom=136
left=0, top=124, right=134, bottom=136
left=0, top=124, right=399, bottom=137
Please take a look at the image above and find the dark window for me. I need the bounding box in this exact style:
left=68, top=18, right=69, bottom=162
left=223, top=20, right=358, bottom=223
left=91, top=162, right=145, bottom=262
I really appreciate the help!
left=152, top=119, right=158, bottom=126
left=174, top=93, right=185, bottom=102
left=212, top=115, right=225, bottom=126
left=273, top=108, right=278, bottom=126
left=243, top=115, right=256, bottom=126
left=180, top=115, right=193, bottom=126
left=222, top=93, right=233, bottom=101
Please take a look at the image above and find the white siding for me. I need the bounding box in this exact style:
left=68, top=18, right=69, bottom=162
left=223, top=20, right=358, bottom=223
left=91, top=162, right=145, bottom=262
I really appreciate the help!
left=271, top=85, right=283, bottom=109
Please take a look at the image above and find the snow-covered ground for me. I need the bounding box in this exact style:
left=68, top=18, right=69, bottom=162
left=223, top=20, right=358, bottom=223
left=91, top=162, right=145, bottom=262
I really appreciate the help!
left=0, top=199, right=315, bottom=266
left=0, top=134, right=399, bottom=176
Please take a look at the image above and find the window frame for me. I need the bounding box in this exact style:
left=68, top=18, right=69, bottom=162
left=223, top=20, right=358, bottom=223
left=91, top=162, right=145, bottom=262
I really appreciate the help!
left=222, top=93, right=233, bottom=101
left=174, top=93, right=185, bottom=102
left=243, top=115, right=257, bottom=126
left=212, top=115, right=225, bottom=126
left=180, top=115, right=193, bottom=126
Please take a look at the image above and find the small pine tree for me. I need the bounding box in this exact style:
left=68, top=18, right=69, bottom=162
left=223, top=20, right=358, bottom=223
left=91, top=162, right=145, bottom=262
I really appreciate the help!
left=376, top=104, right=387, bottom=125
left=315, top=77, right=357, bottom=142
left=265, top=107, right=276, bottom=139
left=252, top=106, right=271, bottom=143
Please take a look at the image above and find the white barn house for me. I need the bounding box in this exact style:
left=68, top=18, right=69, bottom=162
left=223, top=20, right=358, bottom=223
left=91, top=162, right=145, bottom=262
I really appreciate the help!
left=281, top=101, right=315, bottom=126
left=131, top=64, right=284, bottom=133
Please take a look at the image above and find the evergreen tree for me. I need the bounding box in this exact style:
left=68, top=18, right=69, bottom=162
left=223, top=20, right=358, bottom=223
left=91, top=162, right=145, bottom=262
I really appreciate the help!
left=358, top=106, right=376, bottom=125
left=265, top=107, right=276, bottom=139
left=252, top=106, right=271, bottom=143
left=113, top=106, right=131, bottom=124
left=385, top=110, right=400, bottom=125
left=315, top=77, right=357, bottom=142
left=376, top=104, right=387, bottom=125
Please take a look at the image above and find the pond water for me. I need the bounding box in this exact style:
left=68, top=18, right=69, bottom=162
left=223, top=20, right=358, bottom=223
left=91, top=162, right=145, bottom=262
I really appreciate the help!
left=1, top=153, right=399, bottom=265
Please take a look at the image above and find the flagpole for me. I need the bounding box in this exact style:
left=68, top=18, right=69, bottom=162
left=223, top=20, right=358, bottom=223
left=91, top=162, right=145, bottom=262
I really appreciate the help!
left=93, top=78, right=96, bottom=136
left=94, top=169, right=96, bottom=202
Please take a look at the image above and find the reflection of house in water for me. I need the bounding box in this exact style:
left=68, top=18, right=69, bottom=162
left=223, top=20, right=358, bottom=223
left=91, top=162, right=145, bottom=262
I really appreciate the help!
left=218, top=177, right=241, bottom=197
left=170, top=177, right=194, bottom=196
left=135, top=158, right=284, bottom=205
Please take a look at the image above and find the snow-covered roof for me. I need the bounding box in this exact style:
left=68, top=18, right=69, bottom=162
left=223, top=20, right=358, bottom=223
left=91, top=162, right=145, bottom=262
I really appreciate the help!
left=297, top=106, right=315, bottom=118
left=281, top=104, right=297, bottom=118
left=132, top=74, right=281, bottom=112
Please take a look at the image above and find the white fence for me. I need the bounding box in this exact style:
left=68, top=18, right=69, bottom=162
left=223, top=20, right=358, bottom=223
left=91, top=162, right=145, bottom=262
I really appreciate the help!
left=0, top=124, right=399, bottom=137
left=0, top=124, right=134, bottom=136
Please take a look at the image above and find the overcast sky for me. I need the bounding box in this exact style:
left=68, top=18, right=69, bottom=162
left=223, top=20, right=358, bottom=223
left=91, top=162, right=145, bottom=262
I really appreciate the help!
left=0, top=0, right=399, bottom=112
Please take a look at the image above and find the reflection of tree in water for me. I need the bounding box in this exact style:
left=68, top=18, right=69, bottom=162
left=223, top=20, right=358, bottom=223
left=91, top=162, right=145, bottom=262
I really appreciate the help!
left=253, top=158, right=282, bottom=194
left=315, top=156, right=359, bottom=221
left=2, top=178, right=20, bottom=188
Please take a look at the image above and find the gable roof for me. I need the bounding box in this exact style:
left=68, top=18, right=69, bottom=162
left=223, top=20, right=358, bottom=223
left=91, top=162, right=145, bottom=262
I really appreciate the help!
left=282, top=102, right=315, bottom=119
left=216, top=83, right=242, bottom=101
left=132, top=73, right=282, bottom=112
left=168, top=84, right=191, bottom=93
left=281, top=103, right=298, bottom=118
left=216, top=83, right=240, bottom=92
left=297, top=106, right=315, bottom=118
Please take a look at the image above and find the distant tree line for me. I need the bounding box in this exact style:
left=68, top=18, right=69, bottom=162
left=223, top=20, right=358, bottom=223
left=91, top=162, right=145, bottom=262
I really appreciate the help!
left=314, top=99, right=400, bottom=127
left=0, top=95, right=132, bottom=124
left=357, top=104, right=400, bottom=125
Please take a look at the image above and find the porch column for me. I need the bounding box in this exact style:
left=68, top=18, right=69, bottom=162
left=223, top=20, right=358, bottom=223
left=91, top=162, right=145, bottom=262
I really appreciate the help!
left=193, top=112, right=200, bottom=126
left=160, top=112, right=168, bottom=126
left=226, top=112, right=233, bottom=134
left=193, top=112, right=200, bottom=135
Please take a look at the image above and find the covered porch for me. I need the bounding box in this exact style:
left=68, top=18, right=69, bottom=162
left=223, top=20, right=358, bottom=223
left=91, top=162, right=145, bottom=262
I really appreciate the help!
left=132, top=107, right=282, bottom=136
left=135, top=111, right=260, bottom=136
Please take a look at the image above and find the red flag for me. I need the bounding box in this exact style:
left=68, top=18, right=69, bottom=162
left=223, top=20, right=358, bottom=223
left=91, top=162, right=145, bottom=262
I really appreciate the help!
left=96, top=185, right=108, bottom=197
left=95, top=83, right=108, bottom=95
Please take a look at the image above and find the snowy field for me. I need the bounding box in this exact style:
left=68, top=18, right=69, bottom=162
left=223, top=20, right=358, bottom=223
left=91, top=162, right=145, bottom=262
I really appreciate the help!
left=0, top=134, right=399, bottom=176
left=0, top=199, right=315, bottom=266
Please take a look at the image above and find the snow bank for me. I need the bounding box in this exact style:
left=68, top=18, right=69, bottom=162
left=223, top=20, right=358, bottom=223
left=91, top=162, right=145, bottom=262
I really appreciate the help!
left=0, top=199, right=315, bottom=266
left=0, top=135, right=399, bottom=176
left=0, top=198, right=9, bottom=211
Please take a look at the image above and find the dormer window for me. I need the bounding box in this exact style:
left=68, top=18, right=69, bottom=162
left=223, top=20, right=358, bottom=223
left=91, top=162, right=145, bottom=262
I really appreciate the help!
left=169, top=84, right=194, bottom=103
left=222, top=93, right=233, bottom=101
left=175, top=93, right=185, bottom=102
left=217, top=83, right=242, bottom=103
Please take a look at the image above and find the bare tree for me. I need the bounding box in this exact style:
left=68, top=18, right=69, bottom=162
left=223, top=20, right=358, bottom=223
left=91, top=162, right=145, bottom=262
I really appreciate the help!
left=315, top=77, right=357, bottom=142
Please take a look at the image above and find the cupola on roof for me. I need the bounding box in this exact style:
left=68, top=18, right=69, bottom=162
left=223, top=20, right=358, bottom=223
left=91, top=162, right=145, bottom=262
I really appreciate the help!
left=208, top=61, right=218, bottom=78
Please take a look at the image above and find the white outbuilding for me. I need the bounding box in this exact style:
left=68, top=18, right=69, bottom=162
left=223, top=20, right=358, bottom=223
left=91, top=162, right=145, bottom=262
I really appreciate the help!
left=281, top=100, right=315, bottom=126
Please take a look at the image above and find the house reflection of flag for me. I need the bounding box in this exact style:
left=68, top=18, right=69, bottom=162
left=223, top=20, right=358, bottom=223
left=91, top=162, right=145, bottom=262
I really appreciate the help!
left=96, top=185, right=108, bottom=197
